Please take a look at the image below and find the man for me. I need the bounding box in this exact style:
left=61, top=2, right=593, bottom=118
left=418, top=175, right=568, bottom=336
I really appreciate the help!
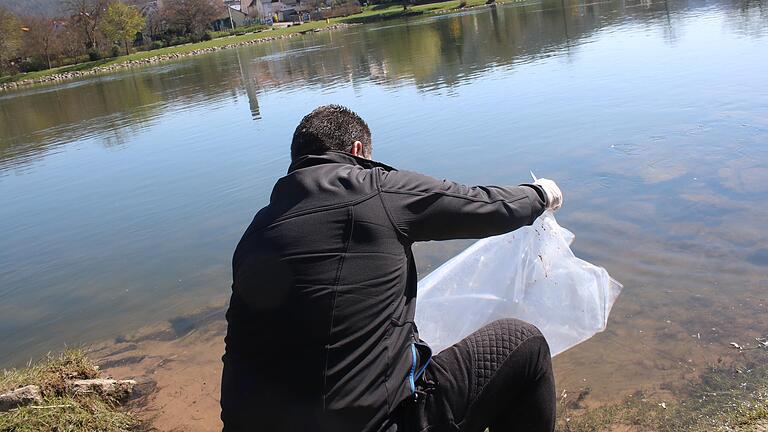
left=221, top=105, right=563, bottom=432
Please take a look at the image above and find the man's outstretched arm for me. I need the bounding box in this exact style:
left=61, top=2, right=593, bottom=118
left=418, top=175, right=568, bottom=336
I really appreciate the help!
left=378, top=169, right=556, bottom=242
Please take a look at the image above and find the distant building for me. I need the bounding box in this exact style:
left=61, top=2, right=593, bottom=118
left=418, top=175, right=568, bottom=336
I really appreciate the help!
left=212, top=5, right=249, bottom=29
left=223, top=0, right=245, bottom=11
left=248, top=0, right=314, bottom=21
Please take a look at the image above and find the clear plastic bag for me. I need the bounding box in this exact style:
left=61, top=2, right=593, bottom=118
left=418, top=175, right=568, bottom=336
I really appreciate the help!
left=415, top=211, right=622, bottom=356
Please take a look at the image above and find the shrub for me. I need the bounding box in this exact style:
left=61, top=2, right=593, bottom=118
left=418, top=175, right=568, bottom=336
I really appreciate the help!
left=87, top=49, right=102, bottom=61
left=18, top=57, right=48, bottom=73
left=201, top=31, right=213, bottom=41
left=110, top=45, right=121, bottom=57
left=168, top=36, right=189, bottom=46
left=240, top=23, right=269, bottom=32
left=150, top=40, right=165, bottom=50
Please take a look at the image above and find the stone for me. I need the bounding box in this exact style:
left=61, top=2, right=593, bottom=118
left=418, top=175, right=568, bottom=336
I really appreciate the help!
left=69, top=378, right=136, bottom=400
left=0, top=385, right=43, bottom=411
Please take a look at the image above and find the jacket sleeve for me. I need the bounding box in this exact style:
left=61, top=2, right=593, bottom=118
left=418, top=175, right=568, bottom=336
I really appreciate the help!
left=378, top=169, right=547, bottom=242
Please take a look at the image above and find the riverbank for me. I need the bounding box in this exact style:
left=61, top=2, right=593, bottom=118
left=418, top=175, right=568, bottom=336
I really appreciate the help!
left=5, top=334, right=765, bottom=431
left=0, top=350, right=148, bottom=431
left=555, top=352, right=768, bottom=431
left=79, top=302, right=768, bottom=432
left=0, top=0, right=502, bottom=92
left=0, top=22, right=351, bottom=91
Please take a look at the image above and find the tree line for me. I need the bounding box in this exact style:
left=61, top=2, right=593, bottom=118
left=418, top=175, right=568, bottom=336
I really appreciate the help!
left=0, top=0, right=227, bottom=76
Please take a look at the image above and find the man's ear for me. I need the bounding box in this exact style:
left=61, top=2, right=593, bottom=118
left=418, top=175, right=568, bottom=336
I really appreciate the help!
left=351, top=141, right=364, bottom=158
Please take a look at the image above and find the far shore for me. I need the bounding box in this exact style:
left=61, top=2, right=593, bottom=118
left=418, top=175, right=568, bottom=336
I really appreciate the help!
left=0, top=0, right=510, bottom=92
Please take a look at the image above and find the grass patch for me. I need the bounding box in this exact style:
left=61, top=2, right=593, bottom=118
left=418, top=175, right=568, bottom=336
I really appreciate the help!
left=209, top=23, right=271, bottom=38
left=0, top=349, right=148, bottom=432
left=556, top=351, right=768, bottom=431
left=0, top=59, right=113, bottom=85
left=338, top=0, right=491, bottom=23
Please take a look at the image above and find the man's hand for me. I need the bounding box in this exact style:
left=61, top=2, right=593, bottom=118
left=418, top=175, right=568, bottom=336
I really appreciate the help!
left=533, top=178, right=563, bottom=211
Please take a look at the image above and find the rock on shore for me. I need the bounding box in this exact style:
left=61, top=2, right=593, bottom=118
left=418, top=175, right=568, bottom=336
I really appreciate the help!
left=0, top=379, right=137, bottom=411
left=0, top=385, right=43, bottom=411
left=70, top=378, right=137, bottom=400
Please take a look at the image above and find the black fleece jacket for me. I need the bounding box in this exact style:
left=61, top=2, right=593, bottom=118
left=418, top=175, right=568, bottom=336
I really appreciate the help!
left=221, top=151, right=546, bottom=431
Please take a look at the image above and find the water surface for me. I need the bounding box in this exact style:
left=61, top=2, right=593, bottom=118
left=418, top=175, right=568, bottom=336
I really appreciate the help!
left=1, top=0, right=767, bottom=401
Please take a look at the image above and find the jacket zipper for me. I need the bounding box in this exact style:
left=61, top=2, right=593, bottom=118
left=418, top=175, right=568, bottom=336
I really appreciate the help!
left=415, top=355, right=431, bottom=381
left=409, top=343, right=417, bottom=394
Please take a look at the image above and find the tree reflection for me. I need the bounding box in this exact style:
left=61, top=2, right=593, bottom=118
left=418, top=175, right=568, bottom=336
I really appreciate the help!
left=0, top=0, right=764, bottom=170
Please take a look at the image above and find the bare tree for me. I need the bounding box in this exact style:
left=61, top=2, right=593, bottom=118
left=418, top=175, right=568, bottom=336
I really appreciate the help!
left=59, top=21, right=87, bottom=58
left=0, top=7, right=24, bottom=75
left=66, top=0, right=109, bottom=51
left=163, top=0, right=224, bottom=36
left=24, top=16, right=62, bottom=69
left=143, top=4, right=167, bottom=42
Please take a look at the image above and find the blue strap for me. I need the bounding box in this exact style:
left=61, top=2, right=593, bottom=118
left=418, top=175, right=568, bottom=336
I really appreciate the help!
left=415, top=355, right=431, bottom=380
left=408, top=344, right=417, bottom=393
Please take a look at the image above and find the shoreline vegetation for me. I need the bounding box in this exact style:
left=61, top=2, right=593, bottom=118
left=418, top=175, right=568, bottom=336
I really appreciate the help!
left=0, top=350, right=148, bottom=432
left=1, top=346, right=767, bottom=430
left=0, top=0, right=505, bottom=92
left=555, top=349, right=768, bottom=431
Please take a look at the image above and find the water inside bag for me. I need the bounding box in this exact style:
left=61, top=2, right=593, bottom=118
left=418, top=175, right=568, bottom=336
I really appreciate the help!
left=416, top=211, right=622, bottom=356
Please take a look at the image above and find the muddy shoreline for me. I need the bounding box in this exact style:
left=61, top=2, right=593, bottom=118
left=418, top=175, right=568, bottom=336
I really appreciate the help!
left=89, top=302, right=768, bottom=431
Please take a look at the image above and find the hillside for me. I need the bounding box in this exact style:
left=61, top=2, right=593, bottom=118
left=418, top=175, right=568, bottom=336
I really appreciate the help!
left=0, top=0, right=68, bottom=17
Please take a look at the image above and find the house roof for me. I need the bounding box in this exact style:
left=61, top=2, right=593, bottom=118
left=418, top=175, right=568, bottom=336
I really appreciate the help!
left=216, top=4, right=248, bottom=19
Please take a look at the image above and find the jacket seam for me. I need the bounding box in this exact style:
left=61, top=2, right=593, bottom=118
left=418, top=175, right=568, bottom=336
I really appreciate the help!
left=522, top=184, right=546, bottom=224
left=270, top=191, right=379, bottom=225
left=376, top=170, right=411, bottom=242
left=380, top=188, right=530, bottom=205
left=375, top=168, right=406, bottom=411
left=527, top=193, right=538, bottom=225
left=321, top=206, right=355, bottom=411
left=526, top=183, right=547, bottom=209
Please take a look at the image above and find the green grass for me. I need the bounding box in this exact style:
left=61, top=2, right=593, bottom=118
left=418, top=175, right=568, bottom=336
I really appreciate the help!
left=337, top=0, right=493, bottom=23
left=208, top=23, right=271, bottom=38
left=0, top=59, right=113, bottom=85
left=556, top=351, right=768, bottom=431
left=0, top=350, right=147, bottom=432
left=1, top=0, right=505, bottom=86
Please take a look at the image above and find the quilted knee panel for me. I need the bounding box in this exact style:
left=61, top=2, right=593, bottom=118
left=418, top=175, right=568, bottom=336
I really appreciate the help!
left=466, top=319, right=541, bottom=399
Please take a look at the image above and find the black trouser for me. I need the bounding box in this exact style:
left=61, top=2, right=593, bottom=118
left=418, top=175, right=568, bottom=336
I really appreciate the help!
left=392, top=319, right=556, bottom=432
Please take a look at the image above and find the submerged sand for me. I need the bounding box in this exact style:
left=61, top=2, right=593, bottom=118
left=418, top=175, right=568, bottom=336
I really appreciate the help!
left=89, top=287, right=767, bottom=431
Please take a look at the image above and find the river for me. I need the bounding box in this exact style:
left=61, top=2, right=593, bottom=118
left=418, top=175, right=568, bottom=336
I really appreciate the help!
left=1, top=0, right=767, bottom=413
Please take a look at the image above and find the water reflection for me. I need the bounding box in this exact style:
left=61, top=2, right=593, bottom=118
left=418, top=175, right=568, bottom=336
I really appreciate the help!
left=3, top=0, right=765, bottom=171
left=0, top=0, right=766, bottom=403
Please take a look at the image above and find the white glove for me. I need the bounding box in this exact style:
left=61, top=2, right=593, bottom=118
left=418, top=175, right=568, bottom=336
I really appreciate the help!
left=533, top=178, right=563, bottom=211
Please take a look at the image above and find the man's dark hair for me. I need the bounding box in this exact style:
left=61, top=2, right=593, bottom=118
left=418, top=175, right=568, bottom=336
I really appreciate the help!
left=291, top=105, right=372, bottom=161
